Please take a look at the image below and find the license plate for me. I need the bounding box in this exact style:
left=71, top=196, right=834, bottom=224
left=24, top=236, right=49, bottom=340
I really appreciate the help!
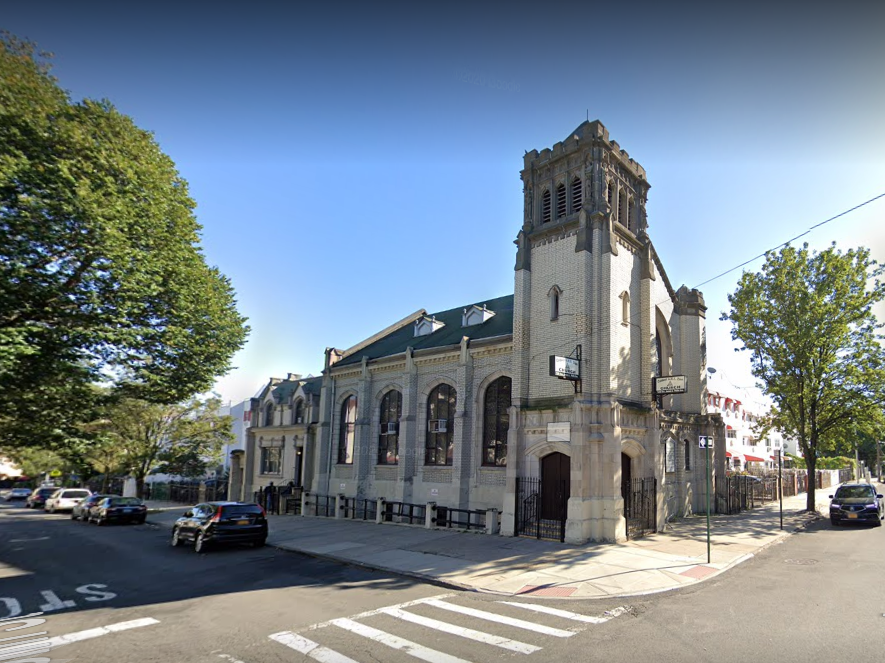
left=848, top=513, right=857, bottom=519
left=236, top=519, right=249, bottom=525
left=124, top=508, right=133, bottom=513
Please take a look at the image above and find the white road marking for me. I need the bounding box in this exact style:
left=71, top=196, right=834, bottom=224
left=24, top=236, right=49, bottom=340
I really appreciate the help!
left=270, top=631, right=361, bottom=663
left=45, top=617, right=160, bottom=648
left=331, top=618, right=471, bottom=663
left=496, top=601, right=628, bottom=624
left=306, top=593, right=455, bottom=630
left=422, top=599, right=575, bottom=638
left=217, top=654, right=248, bottom=663
left=8, top=537, right=50, bottom=543
left=379, top=607, right=540, bottom=654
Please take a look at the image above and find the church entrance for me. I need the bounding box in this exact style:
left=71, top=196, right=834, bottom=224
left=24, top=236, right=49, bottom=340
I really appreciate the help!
left=515, top=452, right=569, bottom=542
left=622, top=452, right=657, bottom=539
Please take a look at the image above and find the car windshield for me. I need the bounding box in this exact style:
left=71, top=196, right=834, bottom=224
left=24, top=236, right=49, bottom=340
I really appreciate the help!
left=38, top=488, right=55, bottom=495
left=835, top=486, right=875, bottom=499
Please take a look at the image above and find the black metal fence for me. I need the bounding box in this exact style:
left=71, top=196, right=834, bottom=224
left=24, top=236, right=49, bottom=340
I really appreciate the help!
left=144, top=480, right=228, bottom=504
left=312, top=494, right=336, bottom=518
left=624, top=477, right=657, bottom=539
left=341, top=497, right=377, bottom=521
left=515, top=477, right=567, bottom=542
left=253, top=485, right=301, bottom=514
left=432, top=505, right=486, bottom=531
left=383, top=501, right=426, bottom=525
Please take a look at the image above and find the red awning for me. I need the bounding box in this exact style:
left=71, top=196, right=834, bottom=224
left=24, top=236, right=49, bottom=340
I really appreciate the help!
left=725, top=452, right=732, bottom=458
left=726, top=425, right=733, bottom=430
left=745, top=454, right=765, bottom=462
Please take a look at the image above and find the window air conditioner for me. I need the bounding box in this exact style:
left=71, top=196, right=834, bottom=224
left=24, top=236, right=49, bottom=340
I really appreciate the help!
left=386, top=422, right=398, bottom=435
left=429, top=419, right=447, bottom=433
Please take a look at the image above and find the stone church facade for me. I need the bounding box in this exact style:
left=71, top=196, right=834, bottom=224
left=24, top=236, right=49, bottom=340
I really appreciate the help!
left=240, top=121, right=720, bottom=543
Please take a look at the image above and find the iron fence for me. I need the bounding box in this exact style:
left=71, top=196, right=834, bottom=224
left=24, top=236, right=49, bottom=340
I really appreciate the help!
left=383, top=501, right=426, bottom=525
left=432, top=506, right=486, bottom=531
left=312, top=494, right=336, bottom=517
left=624, top=477, right=657, bottom=539
left=515, top=477, right=567, bottom=542
left=341, top=497, right=377, bottom=521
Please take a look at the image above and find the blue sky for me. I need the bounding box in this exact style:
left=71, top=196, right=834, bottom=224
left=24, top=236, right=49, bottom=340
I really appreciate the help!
left=5, top=2, right=884, bottom=406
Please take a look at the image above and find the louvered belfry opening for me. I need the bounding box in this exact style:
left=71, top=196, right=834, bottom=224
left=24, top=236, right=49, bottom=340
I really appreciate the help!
left=542, top=189, right=551, bottom=223
left=571, top=176, right=581, bottom=213
left=556, top=183, right=566, bottom=219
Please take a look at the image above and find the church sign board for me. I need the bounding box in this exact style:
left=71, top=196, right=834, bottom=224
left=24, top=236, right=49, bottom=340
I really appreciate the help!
left=549, top=355, right=580, bottom=381
left=654, top=375, right=687, bottom=395
left=547, top=423, right=571, bottom=442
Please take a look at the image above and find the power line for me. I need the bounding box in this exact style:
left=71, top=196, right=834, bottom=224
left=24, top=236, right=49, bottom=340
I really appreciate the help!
left=692, top=191, right=885, bottom=291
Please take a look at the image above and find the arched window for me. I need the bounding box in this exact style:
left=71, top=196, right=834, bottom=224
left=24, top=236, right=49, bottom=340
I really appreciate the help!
left=571, top=176, right=582, bottom=213
left=482, top=377, right=511, bottom=466
left=293, top=399, right=304, bottom=424
left=541, top=189, right=551, bottom=223
left=618, top=188, right=627, bottom=227
left=556, top=183, right=567, bottom=219
left=426, top=384, right=456, bottom=466
left=378, top=390, right=402, bottom=465
left=684, top=439, right=692, bottom=470
left=337, top=395, right=357, bottom=464
left=264, top=403, right=274, bottom=427
left=620, top=291, right=630, bottom=325
left=628, top=197, right=635, bottom=232
left=549, top=285, right=561, bottom=321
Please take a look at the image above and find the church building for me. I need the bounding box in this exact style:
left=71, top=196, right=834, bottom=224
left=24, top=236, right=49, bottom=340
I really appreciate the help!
left=238, top=121, right=720, bottom=543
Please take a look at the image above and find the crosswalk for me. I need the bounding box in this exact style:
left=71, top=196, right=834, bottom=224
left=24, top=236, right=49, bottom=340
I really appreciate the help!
left=268, top=593, right=628, bottom=663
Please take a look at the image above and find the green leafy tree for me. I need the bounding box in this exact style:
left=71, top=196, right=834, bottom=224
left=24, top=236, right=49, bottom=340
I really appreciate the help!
left=725, top=243, right=885, bottom=511
left=98, top=396, right=233, bottom=498
left=0, top=33, right=249, bottom=452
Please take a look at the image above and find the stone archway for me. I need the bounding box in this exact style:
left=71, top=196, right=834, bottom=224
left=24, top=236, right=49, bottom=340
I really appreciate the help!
left=540, top=452, right=570, bottom=520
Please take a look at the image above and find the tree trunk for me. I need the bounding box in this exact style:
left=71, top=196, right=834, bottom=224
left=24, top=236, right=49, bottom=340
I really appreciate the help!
left=135, top=475, right=145, bottom=500
left=805, top=454, right=817, bottom=512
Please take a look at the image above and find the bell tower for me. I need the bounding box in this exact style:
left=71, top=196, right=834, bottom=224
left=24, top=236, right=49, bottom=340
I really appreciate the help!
left=504, top=120, right=691, bottom=543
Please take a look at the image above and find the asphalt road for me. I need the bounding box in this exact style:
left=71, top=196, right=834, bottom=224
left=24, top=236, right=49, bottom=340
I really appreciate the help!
left=2, top=499, right=883, bottom=663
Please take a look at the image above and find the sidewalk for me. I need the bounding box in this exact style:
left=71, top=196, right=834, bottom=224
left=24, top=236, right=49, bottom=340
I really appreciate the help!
left=145, top=482, right=875, bottom=599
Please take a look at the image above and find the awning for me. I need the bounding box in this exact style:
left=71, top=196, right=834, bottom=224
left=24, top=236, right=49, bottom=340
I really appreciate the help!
left=725, top=452, right=733, bottom=458
left=726, top=425, right=733, bottom=430
left=745, top=454, right=765, bottom=462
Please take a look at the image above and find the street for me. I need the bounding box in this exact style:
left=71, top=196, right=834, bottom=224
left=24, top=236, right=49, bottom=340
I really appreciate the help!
left=2, top=500, right=883, bottom=663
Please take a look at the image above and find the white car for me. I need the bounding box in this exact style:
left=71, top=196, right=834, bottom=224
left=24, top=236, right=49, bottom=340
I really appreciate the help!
left=5, top=487, right=33, bottom=501
left=44, top=488, right=92, bottom=513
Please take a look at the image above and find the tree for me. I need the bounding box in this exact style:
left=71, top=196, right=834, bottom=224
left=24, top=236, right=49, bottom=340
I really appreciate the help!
left=725, top=243, right=885, bottom=511
left=0, top=33, right=249, bottom=451
left=97, top=396, right=233, bottom=498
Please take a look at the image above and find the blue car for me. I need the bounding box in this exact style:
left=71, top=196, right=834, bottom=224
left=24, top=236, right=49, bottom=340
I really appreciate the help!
left=829, top=484, right=884, bottom=526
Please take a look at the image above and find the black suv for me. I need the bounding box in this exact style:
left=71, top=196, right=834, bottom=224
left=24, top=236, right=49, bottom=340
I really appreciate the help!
left=170, top=502, right=268, bottom=552
left=829, top=484, right=884, bottom=526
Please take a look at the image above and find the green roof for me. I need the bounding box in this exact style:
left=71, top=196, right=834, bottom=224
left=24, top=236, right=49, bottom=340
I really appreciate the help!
left=272, top=375, right=322, bottom=403
left=335, top=295, right=513, bottom=368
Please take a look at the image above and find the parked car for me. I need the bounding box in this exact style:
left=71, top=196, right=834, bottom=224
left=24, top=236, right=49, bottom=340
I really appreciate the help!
left=43, top=488, right=92, bottom=513
left=829, top=484, right=884, bottom=526
left=170, top=502, right=267, bottom=553
left=26, top=487, right=59, bottom=509
left=87, top=496, right=147, bottom=525
left=5, top=487, right=33, bottom=501
left=72, top=494, right=117, bottom=521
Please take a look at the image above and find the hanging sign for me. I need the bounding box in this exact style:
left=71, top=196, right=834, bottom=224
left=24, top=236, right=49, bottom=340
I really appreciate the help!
left=549, top=355, right=580, bottom=380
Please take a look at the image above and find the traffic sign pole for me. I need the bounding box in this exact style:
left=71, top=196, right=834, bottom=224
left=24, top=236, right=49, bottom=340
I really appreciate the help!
left=705, top=437, right=711, bottom=564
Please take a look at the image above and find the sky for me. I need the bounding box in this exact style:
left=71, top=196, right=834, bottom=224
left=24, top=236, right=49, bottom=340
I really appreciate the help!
left=4, top=1, right=884, bottom=408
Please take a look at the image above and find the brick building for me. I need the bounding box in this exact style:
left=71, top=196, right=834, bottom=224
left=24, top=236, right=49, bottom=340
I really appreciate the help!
left=240, top=121, right=721, bottom=543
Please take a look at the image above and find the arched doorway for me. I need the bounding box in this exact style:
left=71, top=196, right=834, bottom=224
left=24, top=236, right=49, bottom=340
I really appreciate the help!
left=541, top=452, right=570, bottom=520
left=621, top=452, right=632, bottom=505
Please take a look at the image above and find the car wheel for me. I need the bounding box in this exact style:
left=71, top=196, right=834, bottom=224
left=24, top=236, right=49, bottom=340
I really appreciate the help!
left=70, top=512, right=78, bottom=520
left=48, top=506, right=56, bottom=514
left=875, top=517, right=882, bottom=527
left=136, top=517, right=146, bottom=525
left=194, top=532, right=208, bottom=553
left=170, top=527, right=182, bottom=547
left=253, top=538, right=267, bottom=548
left=830, top=517, right=839, bottom=526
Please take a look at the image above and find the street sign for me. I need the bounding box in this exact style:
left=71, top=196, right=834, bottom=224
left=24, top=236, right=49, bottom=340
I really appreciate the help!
left=49, top=470, right=62, bottom=477
left=654, top=375, right=687, bottom=395
left=698, top=436, right=713, bottom=449
left=549, top=355, right=580, bottom=380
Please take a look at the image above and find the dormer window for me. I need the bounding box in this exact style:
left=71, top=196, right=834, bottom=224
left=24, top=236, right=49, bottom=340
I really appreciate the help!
left=414, top=315, right=445, bottom=337
left=462, top=304, right=496, bottom=327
